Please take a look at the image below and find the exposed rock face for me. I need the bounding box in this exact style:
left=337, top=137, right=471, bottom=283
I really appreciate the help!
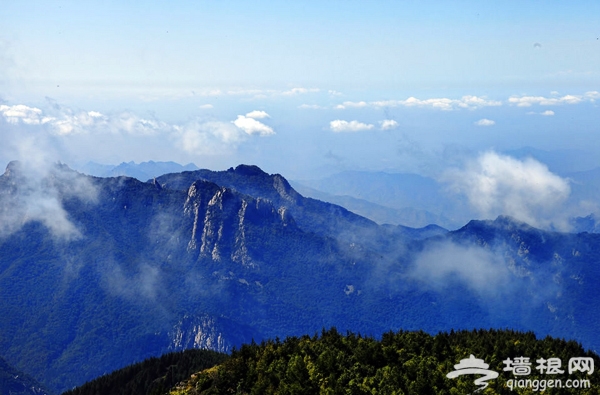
left=183, top=180, right=292, bottom=267
left=169, top=315, right=229, bottom=353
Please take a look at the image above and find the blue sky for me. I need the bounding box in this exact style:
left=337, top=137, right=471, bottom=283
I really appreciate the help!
left=1, top=0, right=599, bottom=179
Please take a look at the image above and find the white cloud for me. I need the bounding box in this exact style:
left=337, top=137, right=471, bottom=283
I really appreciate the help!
left=199, top=104, right=214, bottom=109
left=337, top=96, right=501, bottom=111
left=245, top=110, right=270, bottom=119
left=526, top=110, right=556, bottom=116
left=443, top=151, right=571, bottom=230
left=0, top=103, right=167, bottom=136
left=475, top=118, right=495, bottom=126
left=379, top=120, right=398, bottom=130
left=328, top=90, right=343, bottom=96
left=586, top=91, right=600, bottom=101
left=329, top=120, right=374, bottom=133
left=335, top=101, right=368, bottom=110
left=232, top=115, right=274, bottom=136
left=282, top=87, right=320, bottom=96
left=174, top=121, right=246, bottom=154
left=508, top=94, right=583, bottom=107
left=190, top=87, right=320, bottom=99
left=0, top=104, right=53, bottom=125
left=298, top=104, right=325, bottom=109
left=0, top=100, right=277, bottom=167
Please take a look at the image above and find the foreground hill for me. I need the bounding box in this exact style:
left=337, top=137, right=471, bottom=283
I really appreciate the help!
left=62, top=349, right=226, bottom=395
left=2, top=162, right=600, bottom=392
left=170, top=328, right=600, bottom=395
left=61, top=329, right=600, bottom=395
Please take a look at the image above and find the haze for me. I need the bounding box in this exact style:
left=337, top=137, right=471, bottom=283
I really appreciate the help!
left=2, top=1, right=599, bottom=180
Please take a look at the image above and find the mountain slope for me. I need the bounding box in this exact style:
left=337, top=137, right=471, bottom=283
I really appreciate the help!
left=0, top=162, right=378, bottom=392
left=155, top=165, right=381, bottom=244
left=0, top=355, right=51, bottom=395
left=2, top=162, right=600, bottom=393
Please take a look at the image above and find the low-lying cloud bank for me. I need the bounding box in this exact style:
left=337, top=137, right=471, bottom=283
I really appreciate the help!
left=443, top=151, right=572, bottom=231
left=408, top=241, right=511, bottom=297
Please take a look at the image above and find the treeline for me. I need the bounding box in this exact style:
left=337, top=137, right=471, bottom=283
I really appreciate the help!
left=171, top=328, right=600, bottom=395
left=61, top=349, right=227, bottom=395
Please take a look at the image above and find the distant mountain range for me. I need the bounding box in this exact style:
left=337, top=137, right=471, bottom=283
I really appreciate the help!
left=290, top=179, right=458, bottom=229
left=293, top=161, right=600, bottom=231
left=1, top=162, right=600, bottom=393
left=75, top=160, right=199, bottom=181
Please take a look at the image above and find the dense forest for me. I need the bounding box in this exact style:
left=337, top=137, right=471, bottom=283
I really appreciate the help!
left=168, top=328, right=600, bottom=395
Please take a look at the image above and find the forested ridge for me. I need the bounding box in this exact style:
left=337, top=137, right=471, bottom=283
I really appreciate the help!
left=169, top=328, right=600, bottom=395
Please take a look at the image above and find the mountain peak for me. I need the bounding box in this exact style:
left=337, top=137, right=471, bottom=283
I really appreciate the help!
left=3, top=160, right=22, bottom=177
left=231, top=164, right=268, bottom=177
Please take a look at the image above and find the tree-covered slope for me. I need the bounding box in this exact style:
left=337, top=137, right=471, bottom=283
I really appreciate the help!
left=170, top=328, right=600, bottom=395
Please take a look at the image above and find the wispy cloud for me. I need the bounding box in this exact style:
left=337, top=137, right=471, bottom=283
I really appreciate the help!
left=508, top=94, right=583, bottom=107
left=282, top=87, right=320, bottom=95
left=298, top=104, right=326, bottom=109
left=528, top=110, right=555, bottom=116
left=475, top=118, right=495, bottom=126
left=336, top=96, right=502, bottom=111
left=174, top=121, right=247, bottom=154
left=0, top=160, right=99, bottom=240
left=171, top=87, right=322, bottom=100
left=329, top=120, right=375, bottom=133
left=333, top=91, right=598, bottom=112
left=508, top=91, right=600, bottom=107
left=585, top=91, right=600, bottom=101
left=408, top=241, right=511, bottom=297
